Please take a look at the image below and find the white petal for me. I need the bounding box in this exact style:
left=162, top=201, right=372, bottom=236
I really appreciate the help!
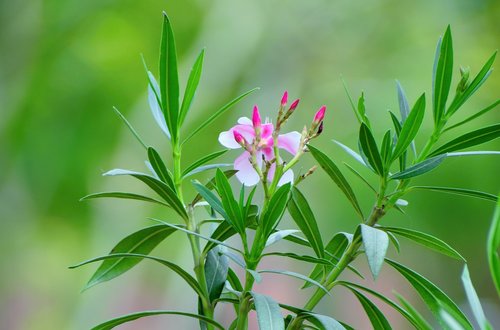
left=218, top=130, right=241, bottom=149
left=234, top=151, right=260, bottom=186
left=278, top=131, right=302, bottom=155
left=238, top=117, right=252, bottom=125
left=277, top=169, right=294, bottom=186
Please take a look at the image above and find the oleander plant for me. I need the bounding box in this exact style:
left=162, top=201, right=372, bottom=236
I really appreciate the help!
left=72, top=12, right=500, bottom=330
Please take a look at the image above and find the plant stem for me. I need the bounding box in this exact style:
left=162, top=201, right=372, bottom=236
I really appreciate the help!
left=173, top=144, right=184, bottom=203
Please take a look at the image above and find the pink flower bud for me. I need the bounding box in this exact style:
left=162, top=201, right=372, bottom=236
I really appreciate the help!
left=289, top=99, right=300, bottom=111
left=281, top=91, right=288, bottom=106
left=252, top=105, right=262, bottom=129
left=314, top=105, right=326, bottom=123
left=233, top=130, right=246, bottom=145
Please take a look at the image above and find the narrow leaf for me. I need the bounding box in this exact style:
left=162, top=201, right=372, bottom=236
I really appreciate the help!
left=262, top=252, right=331, bottom=266
left=381, top=226, right=464, bottom=261
left=396, top=80, right=410, bottom=121
left=72, top=253, right=202, bottom=296
left=444, top=99, right=500, bottom=132
left=394, top=292, right=433, bottom=330
left=192, top=180, right=228, bottom=219
left=179, top=49, right=205, bottom=126
left=80, top=192, right=170, bottom=207
left=147, top=147, right=176, bottom=191
left=333, top=140, right=367, bottom=166
left=182, top=150, right=227, bottom=177
left=302, top=312, right=346, bottom=330
left=146, top=72, right=170, bottom=138
left=91, top=310, right=225, bottom=330
left=359, top=123, right=384, bottom=175
left=461, top=266, right=492, bottom=330
left=361, top=224, right=389, bottom=279
left=386, top=259, right=472, bottom=329
left=392, top=94, right=426, bottom=161
left=265, top=229, right=300, bottom=247
left=215, top=169, right=244, bottom=233
left=159, top=12, right=179, bottom=139
left=487, top=196, right=500, bottom=297
left=433, top=26, right=453, bottom=125
left=390, top=155, right=446, bottom=180
left=308, top=145, right=364, bottom=219
left=112, top=107, right=147, bottom=149
left=250, top=292, right=285, bottom=330
left=183, top=88, right=259, bottom=144
left=259, top=270, right=329, bottom=294
left=410, top=186, right=497, bottom=202
left=191, top=169, right=237, bottom=205
left=205, top=246, right=229, bottom=303
left=349, top=288, right=392, bottom=330
left=288, top=187, right=324, bottom=258
left=262, top=183, right=292, bottom=236
left=75, top=225, right=178, bottom=289
left=429, top=124, right=500, bottom=157
left=103, top=169, right=187, bottom=220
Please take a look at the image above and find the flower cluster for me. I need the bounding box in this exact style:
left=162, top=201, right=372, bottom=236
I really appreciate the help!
left=219, top=91, right=326, bottom=186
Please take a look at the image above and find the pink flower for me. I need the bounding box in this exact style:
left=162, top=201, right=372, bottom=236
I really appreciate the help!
left=281, top=91, right=288, bottom=107
left=218, top=109, right=301, bottom=187
left=313, top=105, right=326, bottom=124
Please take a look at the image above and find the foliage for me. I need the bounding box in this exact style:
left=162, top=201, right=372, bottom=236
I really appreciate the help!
left=73, top=14, right=499, bottom=330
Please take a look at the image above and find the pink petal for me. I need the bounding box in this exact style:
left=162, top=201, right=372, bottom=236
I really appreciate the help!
left=234, top=151, right=261, bottom=186
left=262, top=147, right=274, bottom=161
left=277, top=131, right=302, bottom=155
left=261, top=123, right=274, bottom=140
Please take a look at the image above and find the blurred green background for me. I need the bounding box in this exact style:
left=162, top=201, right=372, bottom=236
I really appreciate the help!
left=1, top=0, right=499, bottom=329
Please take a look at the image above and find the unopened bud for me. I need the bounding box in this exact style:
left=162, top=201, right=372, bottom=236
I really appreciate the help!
left=281, top=91, right=288, bottom=107
left=233, top=130, right=247, bottom=147
left=457, top=67, right=470, bottom=93
left=252, top=105, right=262, bottom=129
left=317, top=121, right=324, bottom=135
left=313, top=106, right=326, bottom=124
left=289, top=99, right=300, bottom=111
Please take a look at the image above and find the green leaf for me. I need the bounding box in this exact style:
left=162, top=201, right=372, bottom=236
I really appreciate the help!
left=447, top=52, right=497, bottom=117
left=179, top=49, right=205, bottom=126
left=192, top=180, right=228, bottom=220
left=338, top=281, right=421, bottom=329
left=191, top=169, right=237, bottom=205
left=308, top=145, right=364, bottom=219
left=301, top=312, right=346, bottom=330
left=396, top=80, right=410, bottom=121
left=357, top=92, right=371, bottom=128
left=343, top=162, right=377, bottom=193
left=147, top=147, right=176, bottom=191
left=262, top=252, right=331, bottom=266
left=305, top=232, right=352, bottom=288
left=112, top=107, right=148, bottom=149
left=381, top=226, right=465, bottom=261
left=182, top=150, right=228, bottom=177
left=80, top=192, right=171, bottom=207
left=380, top=130, right=393, bottom=165
left=394, top=292, right=433, bottom=330
left=91, top=310, right=225, bottom=330
left=392, top=94, right=426, bottom=161
left=348, top=287, right=392, bottom=330
left=429, top=124, right=500, bottom=157
left=288, top=187, right=324, bottom=258
left=250, top=292, right=285, bottom=330
left=103, top=169, right=187, bottom=220
left=390, top=155, right=446, bottom=180
left=341, top=76, right=362, bottom=124
left=386, top=259, right=472, bottom=329
left=333, top=140, right=367, bottom=166
left=262, top=183, right=292, bottom=236
left=202, top=221, right=235, bottom=255
left=410, top=186, right=497, bottom=202
left=227, top=267, right=243, bottom=292
left=215, top=169, right=244, bottom=233
left=487, top=196, right=500, bottom=297
left=73, top=225, right=178, bottom=289
left=388, top=111, right=407, bottom=171
left=444, top=99, right=500, bottom=132
left=72, top=252, right=202, bottom=296
left=461, top=266, right=492, bottom=330
left=205, top=246, right=229, bottom=303
left=361, top=224, right=389, bottom=280
left=265, top=229, right=300, bottom=247
left=259, top=270, right=329, bottom=294
left=182, top=88, right=259, bottom=145
left=159, top=12, right=180, bottom=140
left=433, top=26, right=453, bottom=125
left=144, top=67, right=170, bottom=138
left=386, top=231, right=401, bottom=253
left=359, top=123, right=384, bottom=175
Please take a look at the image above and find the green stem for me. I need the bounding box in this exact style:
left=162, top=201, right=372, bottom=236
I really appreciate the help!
left=173, top=144, right=184, bottom=203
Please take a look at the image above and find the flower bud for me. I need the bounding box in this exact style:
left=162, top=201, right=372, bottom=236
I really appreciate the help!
left=289, top=99, right=300, bottom=111
left=252, top=105, right=262, bottom=130
left=313, top=106, right=326, bottom=124
left=233, top=130, right=247, bottom=147
left=281, top=91, right=288, bottom=107
left=317, top=121, right=324, bottom=135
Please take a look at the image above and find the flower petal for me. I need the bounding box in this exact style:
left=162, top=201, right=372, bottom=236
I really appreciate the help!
left=219, top=124, right=256, bottom=149
left=238, top=117, right=252, bottom=125
left=278, top=131, right=301, bottom=155
left=278, top=169, right=294, bottom=186
left=234, top=151, right=261, bottom=186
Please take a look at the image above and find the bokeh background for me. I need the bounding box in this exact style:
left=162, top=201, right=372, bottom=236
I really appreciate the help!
left=1, top=0, right=499, bottom=329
